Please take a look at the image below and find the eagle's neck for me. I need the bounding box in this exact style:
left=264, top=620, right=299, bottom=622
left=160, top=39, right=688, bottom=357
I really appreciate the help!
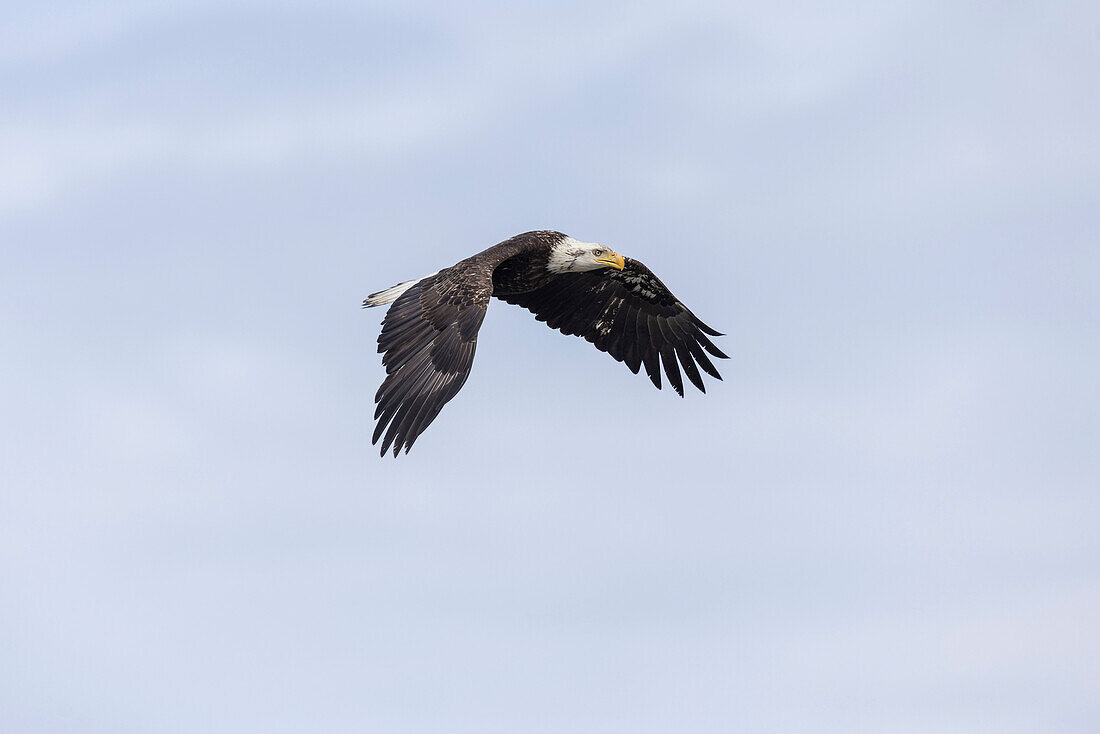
left=546, top=236, right=592, bottom=274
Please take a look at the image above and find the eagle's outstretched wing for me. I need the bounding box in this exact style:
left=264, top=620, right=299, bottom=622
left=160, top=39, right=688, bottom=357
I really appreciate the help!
left=366, top=263, right=492, bottom=456
left=498, top=258, right=727, bottom=395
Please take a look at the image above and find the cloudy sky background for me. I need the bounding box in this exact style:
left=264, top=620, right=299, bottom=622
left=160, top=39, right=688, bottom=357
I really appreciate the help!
left=2, top=1, right=1098, bottom=732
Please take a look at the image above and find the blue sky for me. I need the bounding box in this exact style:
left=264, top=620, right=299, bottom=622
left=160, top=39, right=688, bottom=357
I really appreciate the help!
left=2, top=2, right=1098, bottom=732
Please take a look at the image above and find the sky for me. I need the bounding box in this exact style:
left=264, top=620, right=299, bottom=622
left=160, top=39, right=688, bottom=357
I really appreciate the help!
left=2, top=1, right=1098, bottom=732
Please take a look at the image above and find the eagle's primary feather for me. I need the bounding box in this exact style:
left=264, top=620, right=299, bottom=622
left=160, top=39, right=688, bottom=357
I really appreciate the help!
left=363, top=230, right=726, bottom=456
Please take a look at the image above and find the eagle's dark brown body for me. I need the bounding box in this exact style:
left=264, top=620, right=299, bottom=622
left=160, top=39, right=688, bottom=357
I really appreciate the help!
left=364, top=230, right=726, bottom=456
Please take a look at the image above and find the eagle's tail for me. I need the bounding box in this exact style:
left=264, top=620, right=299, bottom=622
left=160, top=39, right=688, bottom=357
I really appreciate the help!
left=362, top=271, right=439, bottom=308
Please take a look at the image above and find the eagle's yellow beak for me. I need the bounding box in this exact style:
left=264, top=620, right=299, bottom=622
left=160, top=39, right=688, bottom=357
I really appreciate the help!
left=595, top=250, right=625, bottom=271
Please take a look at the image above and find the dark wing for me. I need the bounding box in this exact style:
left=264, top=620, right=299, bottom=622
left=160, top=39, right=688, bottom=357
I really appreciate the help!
left=365, top=264, right=491, bottom=456
left=498, top=258, right=727, bottom=396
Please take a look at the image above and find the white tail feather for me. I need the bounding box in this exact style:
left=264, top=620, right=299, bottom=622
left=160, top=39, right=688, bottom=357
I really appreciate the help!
left=363, top=271, right=438, bottom=307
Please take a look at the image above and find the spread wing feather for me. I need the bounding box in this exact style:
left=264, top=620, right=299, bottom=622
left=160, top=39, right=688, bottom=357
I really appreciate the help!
left=367, top=265, right=491, bottom=456
left=498, top=258, right=727, bottom=396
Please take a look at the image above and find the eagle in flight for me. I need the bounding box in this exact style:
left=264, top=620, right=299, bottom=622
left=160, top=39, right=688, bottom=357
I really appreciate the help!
left=363, top=230, right=727, bottom=456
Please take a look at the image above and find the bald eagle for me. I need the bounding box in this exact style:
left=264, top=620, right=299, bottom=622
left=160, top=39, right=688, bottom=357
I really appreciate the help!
left=363, top=230, right=727, bottom=456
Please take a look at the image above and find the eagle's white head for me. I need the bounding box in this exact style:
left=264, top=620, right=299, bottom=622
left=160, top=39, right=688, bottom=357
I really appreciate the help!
left=547, top=236, right=626, bottom=274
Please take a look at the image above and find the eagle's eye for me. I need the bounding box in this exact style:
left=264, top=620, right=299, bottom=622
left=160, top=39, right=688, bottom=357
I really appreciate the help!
left=593, top=249, right=604, bottom=257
